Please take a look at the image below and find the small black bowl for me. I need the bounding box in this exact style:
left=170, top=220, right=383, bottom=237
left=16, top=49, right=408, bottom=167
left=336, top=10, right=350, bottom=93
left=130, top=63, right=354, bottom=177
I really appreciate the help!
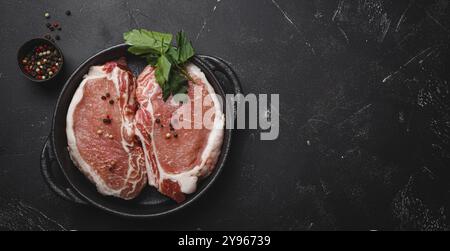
left=17, top=38, right=64, bottom=83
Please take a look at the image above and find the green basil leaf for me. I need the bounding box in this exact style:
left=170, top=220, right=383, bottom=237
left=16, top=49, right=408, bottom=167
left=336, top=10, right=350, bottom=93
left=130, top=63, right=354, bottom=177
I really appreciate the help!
left=169, top=71, right=188, bottom=93
left=144, top=54, right=159, bottom=66
left=127, top=46, right=153, bottom=56
left=162, top=82, right=172, bottom=101
left=165, top=71, right=188, bottom=102
left=124, top=29, right=173, bottom=54
left=123, top=29, right=195, bottom=103
left=155, top=55, right=171, bottom=87
left=166, top=46, right=180, bottom=64
left=176, top=31, right=195, bottom=63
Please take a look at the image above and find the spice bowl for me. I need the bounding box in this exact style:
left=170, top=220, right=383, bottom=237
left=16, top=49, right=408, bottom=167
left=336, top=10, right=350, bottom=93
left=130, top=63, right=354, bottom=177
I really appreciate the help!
left=17, top=38, right=64, bottom=83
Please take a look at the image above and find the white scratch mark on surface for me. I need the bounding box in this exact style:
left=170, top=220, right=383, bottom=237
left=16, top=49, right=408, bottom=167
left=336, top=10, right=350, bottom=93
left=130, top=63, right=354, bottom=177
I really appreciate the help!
left=426, top=10, right=450, bottom=34
left=195, top=0, right=222, bottom=41
left=271, top=0, right=296, bottom=28
left=338, top=26, right=349, bottom=44
left=18, top=202, right=68, bottom=231
left=354, top=104, right=373, bottom=117
left=213, top=0, right=221, bottom=12
left=378, top=13, right=391, bottom=43
left=0, top=199, right=69, bottom=231
left=271, top=0, right=316, bottom=54
left=196, top=19, right=208, bottom=41
left=382, top=47, right=435, bottom=83
left=422, top=166, right=435, bottom=180
left=395, top=1, right=413, bottom=32
left=337, top=104, right=373, bottom=127
left=419, top=49, right=436, bottom=64
left=332, top=0, right=344, bottom=22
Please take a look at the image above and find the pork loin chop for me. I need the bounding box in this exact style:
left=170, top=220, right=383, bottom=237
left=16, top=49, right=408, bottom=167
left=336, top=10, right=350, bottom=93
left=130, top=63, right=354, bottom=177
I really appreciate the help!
left=66, top=59, right=147, bottom=200
left=135, top=64, right=224, bottom=202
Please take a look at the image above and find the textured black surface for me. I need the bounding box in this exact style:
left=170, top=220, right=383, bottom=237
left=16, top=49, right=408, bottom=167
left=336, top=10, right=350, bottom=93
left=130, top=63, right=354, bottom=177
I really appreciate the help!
left=0, top=0, right=449, bottom=231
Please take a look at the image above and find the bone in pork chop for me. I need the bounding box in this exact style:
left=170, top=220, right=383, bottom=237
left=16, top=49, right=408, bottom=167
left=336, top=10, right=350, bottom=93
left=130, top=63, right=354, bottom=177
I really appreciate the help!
left=135, top=64, right=224, bottom=203
left=66, top=59, right=147, bottom=200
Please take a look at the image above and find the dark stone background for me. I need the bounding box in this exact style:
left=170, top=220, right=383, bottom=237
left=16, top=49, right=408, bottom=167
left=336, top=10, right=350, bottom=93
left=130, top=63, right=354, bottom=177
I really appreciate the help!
left=0, top=0, right=449, bottom=230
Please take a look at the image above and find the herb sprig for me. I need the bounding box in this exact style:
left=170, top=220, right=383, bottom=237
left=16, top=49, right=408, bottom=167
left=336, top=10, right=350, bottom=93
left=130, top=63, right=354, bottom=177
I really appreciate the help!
left=124, top=29, right=195, bottom=101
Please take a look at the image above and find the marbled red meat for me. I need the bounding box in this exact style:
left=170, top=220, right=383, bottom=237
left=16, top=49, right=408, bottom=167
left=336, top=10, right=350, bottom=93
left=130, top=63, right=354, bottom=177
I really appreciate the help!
left=135, top=64, right=224, bottom=203
left=66, top=59, right=147, bottom=200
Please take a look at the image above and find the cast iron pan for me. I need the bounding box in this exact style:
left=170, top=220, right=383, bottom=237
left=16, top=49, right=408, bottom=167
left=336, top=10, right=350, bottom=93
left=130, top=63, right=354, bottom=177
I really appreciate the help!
left=40, top=44, right=242, bottom=218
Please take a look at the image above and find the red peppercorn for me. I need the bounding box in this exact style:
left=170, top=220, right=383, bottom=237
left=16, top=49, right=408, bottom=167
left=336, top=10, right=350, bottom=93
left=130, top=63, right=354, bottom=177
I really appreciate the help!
left=22, top=43, right=62, bottom=80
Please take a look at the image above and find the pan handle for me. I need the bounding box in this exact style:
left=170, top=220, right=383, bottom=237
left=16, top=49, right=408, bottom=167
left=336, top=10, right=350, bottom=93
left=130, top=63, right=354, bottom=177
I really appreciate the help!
left=40, top=137, right=87, bottom=205
left=198, top=55, right=243, bottom=95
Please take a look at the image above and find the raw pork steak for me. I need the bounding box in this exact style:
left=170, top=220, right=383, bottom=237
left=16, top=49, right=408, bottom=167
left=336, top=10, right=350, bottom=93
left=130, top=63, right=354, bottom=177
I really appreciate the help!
left=135, top=64, right=224, bottom=202
left=66, top=59, right=147, bottom=200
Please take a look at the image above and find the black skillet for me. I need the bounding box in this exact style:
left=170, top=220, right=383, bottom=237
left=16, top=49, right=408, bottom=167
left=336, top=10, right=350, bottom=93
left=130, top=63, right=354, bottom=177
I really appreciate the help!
left=40, top=44, right=242, bottom=218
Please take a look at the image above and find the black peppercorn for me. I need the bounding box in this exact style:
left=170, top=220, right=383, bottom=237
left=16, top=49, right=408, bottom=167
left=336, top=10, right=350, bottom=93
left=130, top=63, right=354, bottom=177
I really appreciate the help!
left=103, top=118, right=112, bottom=124
left=65, top=10, right=71, bottom=16
left=21, top=43, right=62, bottom=80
